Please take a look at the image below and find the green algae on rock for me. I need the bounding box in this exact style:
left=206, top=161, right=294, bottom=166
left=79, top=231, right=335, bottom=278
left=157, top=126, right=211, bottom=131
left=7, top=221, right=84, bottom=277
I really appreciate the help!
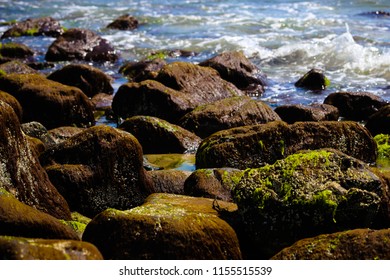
left=374, top=134, right=390, bottom=170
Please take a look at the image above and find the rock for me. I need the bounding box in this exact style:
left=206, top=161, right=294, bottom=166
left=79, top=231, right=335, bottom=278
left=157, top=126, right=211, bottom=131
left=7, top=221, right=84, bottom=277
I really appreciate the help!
left=0, top=42, right=34, bottom=59
left=0, top=236, right=102, bottom=260
left=119, top=115, right=202, bottom=154
left=295, top=68, right=330, bottom=91
left=62, top=212, right=92, bottom=239
left=0, top=60, right=39, bottom=74
left=184, top=168, right=243, bottom=202
left=47, top=64, right=114, bottom=98
left=271, top=228, right=390, bottom=260
left=148, top=170, right=192, bottom=194
left=1, top=17, right=64, bottom=39
left=365, top=104, right=390, bottom=136
left=21, top=121, right=56, bottom=148
left=48, top=126, right=85, bottom=145
left=106, top=14, right=139, bottom=30
left=40, top=125, right=152, bottom=218
left=196, top=120, right=377, bottom=169
left=199, top=51, right=266, bottom=96
left=374, top=134, right=390, bottom=170
left=179, top=96, right=281, bottom=138
left=231, top=149, right=389, bottom=259
left=0, top=101, right=71, bottom=220
left=0, top=90, right=22, bottom=121
left=112, top=62, right=243, bottom=123
left=82, top=193, right=242, bottom=259
left=0, top=73, right=95, bottom=129
left=0, top=188, right=77, bottom=239
left=359, top=11, right=390, bottom=18
left=90, top=93, right=114, bottom=111
left=119, top=58, right=167, bottom=82
left=143, top=153, right=195, bottom=171
left=324, top=91, right=387, bottom=121
left=274, top=103, right=339, bottom=123
left=45, top=28, right=119, bottom=62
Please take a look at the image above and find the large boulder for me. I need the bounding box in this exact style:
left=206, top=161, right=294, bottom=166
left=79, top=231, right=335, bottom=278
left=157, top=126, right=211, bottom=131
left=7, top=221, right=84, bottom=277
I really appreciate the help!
left=47, top=64, right=114, bottom=97
left=119, top=58, right=166, bottom=82
left=0, top=73, right=95, bottom=129
left=179, top=96, right=281, bottom=138
left=199, top=51, right=267, bottom=96
left=230, top=149, right=389, bottom=259
left=0, top=101, right=71, bottom=220
left=271, top=228, right=390, bottom=260
left=0, top=188, right=77, bottom=240
left=1, top=17, right=64, bottom=39
left=82, top=193, right=242, bottom=260
left=0, top=60, right=38, bottom=75
left=0, top=236, right=102, bottom=260
left=45, top=28, right=119, bottom=62
left=119, top=115, right=201, bottom=154
left=196, top=121, right=377, bottom=169
left=365, top=104, right=390, bottom=136
left=112, top=62, right=243, bottom=123
left=40, top=125, right=152, bottom=218
left=324, top=91, right=387, bottom=121
left=274, top=103, right=339, bottom=124
left=148, top=170, right=192, bottom=194
left=0, top=90, right=22, bottom=121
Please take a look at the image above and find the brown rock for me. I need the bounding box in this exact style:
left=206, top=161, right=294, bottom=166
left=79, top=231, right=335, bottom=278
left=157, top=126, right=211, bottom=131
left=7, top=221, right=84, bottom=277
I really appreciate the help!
left=275, top=103, right=339, bottom=123
left=0, top=90, right=22, bottom=121
left=1, top=17, right=63, bottom=39
left=148, top=170, right=192, bottom=194
left=107, top=14, right=139, bottom=30
left=365, top=104, right=390, bottom=136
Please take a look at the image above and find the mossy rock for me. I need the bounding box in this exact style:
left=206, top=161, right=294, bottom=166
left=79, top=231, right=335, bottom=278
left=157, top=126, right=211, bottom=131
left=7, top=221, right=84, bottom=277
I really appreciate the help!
left=374, top=134, right=390, bottom=170
left=0, top=236, right=102, bottom=260
left=148, top=170, right=192, bottom=194
left=61, top=212, right=91, bottom=239
left=274, top=103, right=339, bottom=124
left=0, top=60, right=39, bottom=75
left=82, top=193, right=241, bottom=260
left=106, top=14, right=139, bottom=30
left=0, top=90, right=22, bottom=121
left=365, top=104, right=390, bottom=136
left=1, top=17, right=63, bottom=39
left=196, top=120, right=377, bottom=169
left=294, top=68, right=330, bottom=91
left=231, top=149, right=388, bottom=259
left=0, top=42, right=34, bottom=59
left=271, top=228, right=390, bottom=260
left=119, top=58, right=166, bottom=82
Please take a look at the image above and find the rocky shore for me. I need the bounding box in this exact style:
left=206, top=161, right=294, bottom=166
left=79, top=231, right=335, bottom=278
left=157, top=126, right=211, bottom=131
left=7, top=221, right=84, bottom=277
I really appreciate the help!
left=1, top=16, right=390, bottom=260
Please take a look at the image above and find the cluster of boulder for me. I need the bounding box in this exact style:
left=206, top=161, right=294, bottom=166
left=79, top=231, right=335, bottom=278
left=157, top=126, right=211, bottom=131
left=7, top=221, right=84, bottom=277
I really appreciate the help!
left=1, top=15, right=390, bottom=260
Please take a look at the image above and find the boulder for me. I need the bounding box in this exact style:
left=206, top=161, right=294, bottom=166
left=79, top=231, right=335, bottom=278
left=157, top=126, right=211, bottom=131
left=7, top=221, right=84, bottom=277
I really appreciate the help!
left=1, top=17, right=63, bottom=39
left=45, top=28, right=119, bottom=62
left=21, top=121, right=56, bottom=148
left=48, top=126, right=84, bottom=145
left=231, top=149, right=389, bottom=259
left=0, top=73, right=95, bottom=129
left=0, top=236, right=102, bottom=260
left=119, top=115, right=201, bottom=154
left=107, top=14, right=139, bottom=30
left=0, top=101, right=71, bottom=220
left=0, top=90, right=22, bottom=121
left=47, top=64, right=114, bottom=97
left=199, top=51, right=266, bottom=96
left=0, top=188, right=77, bottom=240
left=274, top=103, right=339, bottom=123
left=271, top=228, right=390, bottom=260
left=179, top=96, right=281, bottom=138
left=40, top=125, right=152, bottom=218
left=324, top=91, right=387, bottom=121
left=374, top=134, right=390, bottom=169
left=119, top=58, right=167, bottom=82
left=0, top=60, right=39, bottom=74
left=365, top=104, right=390, bottom=136
left=0, top=42, right=34, bottom=59
left=148, top=170, right=192, bottom=194
left=82, top=193, right=242, bottom=260
left=196, top=121, right=377, bottom=169
left=295, top=68, right=330, bottom=91
left=112, top=62, right=243, bottom=123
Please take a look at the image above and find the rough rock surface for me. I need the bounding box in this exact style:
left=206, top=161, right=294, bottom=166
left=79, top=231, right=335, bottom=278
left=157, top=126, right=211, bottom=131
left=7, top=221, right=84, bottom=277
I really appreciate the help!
left=148, top=170, right=192, bottom=194
left=0, top=90, right=23, bottom=121
left=0, top=42, right=34, bottom=59
left=274, top=103, right=339, bottom=123
left=119, top=58, right=166, bottom=82
left=1, top=17, right=63, bottom=39
left=106, top=14, right=139, bottom=30
left=82, top=193, right=241, bottom=259
left=365, top=104, right=390, bottom=136
left=0, top=60, right=39, bottom=74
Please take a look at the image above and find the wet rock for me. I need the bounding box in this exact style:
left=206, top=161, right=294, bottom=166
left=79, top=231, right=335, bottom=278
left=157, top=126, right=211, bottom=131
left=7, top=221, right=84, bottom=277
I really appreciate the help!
left=0, top=236, right=102, bottom=260
left=112, top=62, right=243, bottom=123
left=324, top=91, right=387, bottom=121
left=274, top=103, right=339, bottom=123
left=148, top=170, right=192, bottom=194
left=365, top=104, right=390, bottom=136
left=374, top=134, right=390, bottom=170
left=0, top=188, right=77, bottom=239
left=82, top=193, right=241, bottom=260
left=1, top=17, right=64, bottom=39
left=0, top=60, right=39, bottom=74
left=179, top=96, right=281, bottom=138
left=0, top=101, right=71, bottom=219
left=196, top=121, right=377, bottom=169
left=0, top=73, right=95, bottom=129
left=119, top=58, right=167, bottom=82
left=0, top=42, right=34, bottom=59
left=271, top=228, right=390, bottom=260
left=47, top=64, right=114, bottom=97
left=119, top=115, right=202, bottom=154
left=40, top=125, right=152, bottom=218
left=0, top=90, right=22, bottom=121
left=295, top=68, right=330, bottom=91
left=45, top=28, right=119, bottom=62
left=106, top=14, right=139, bottom=30
left=199, top=51, right=266, bottom=96
left=231, top=149, right=389, bottom=259
left=21, top=121, right=56, bottom=148
left=184, top=168, right=243, bottom=202
left=143, top=153, right=195, bottom=171
left=47, top=126, right=85, bottom=145
left=62, top=212, right=92, bottom=239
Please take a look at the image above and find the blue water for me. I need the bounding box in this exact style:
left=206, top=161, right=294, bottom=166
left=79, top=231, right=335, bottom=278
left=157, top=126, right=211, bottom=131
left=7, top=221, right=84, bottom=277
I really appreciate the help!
left=1, top=0, right=389, bottom=107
